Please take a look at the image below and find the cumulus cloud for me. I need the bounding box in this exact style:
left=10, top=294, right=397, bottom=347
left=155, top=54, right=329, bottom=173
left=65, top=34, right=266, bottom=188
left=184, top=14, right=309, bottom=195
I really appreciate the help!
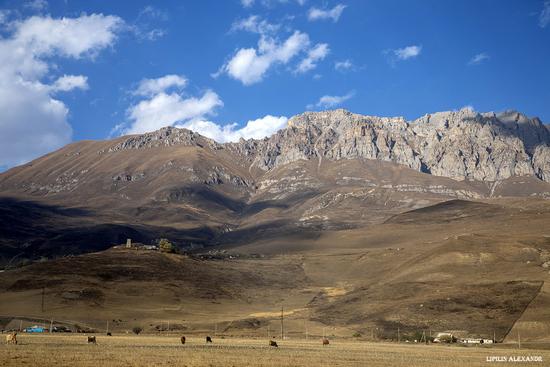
left=307, top=4, right=346, bottom=22
left=540, top=1, right=550, bottom=28
left=384, top=45, right=422, bottom=66
left=393, top=45, right=422, bottom=60
left=51, top=75, right=89, bottom=92
left=125, top=90, right=223, bottom=135
left=115, top=75, right=222, bottom=135
left=295, top=43, right=329, bottom=74
left=118, top=75, right=286, bottom=142
left=0, top=14, right=123, bottom=169
left=180, top=115, right=288, bottom=142
left=307, top=91, right=355, bottom=110
left=231, top=15, right=280, bottom=35
left=217, top=31, right=311, bottom=85
left=134, top=74, right=187, bottom=96
left=334, top=59, right=353, bottom=72
left=468, top=52, right=489, bottom=65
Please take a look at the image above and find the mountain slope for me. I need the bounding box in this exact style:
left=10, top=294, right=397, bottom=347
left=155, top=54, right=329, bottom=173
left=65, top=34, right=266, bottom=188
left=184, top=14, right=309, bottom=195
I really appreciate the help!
left=0, top=109, right=549, bottom=264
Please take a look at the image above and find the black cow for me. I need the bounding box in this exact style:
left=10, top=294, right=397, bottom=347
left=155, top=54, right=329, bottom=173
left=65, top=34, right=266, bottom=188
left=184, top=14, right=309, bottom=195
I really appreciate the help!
left=181, top=336, right=186, bottom=345
left=206, top=336, right=213, bottom=343
left=269, top=340, right=278, bottom=347
left=87, top=336, right=96, bottom=344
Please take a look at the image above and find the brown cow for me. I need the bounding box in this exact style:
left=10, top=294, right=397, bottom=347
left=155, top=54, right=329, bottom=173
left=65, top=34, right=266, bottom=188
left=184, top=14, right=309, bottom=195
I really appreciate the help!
left=6, top=332, right=17, bottom=345
left=87, top=336, right=96, bottom=344
left=322, top=338, right=329, bottom=346
left=181, top=336, right=186, bottom=345
left=269, top=339, right=278, bottom=347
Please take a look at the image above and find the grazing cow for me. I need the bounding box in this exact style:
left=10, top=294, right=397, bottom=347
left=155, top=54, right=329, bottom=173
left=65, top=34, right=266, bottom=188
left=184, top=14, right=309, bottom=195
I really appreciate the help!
left=106, top=332, right=112, bottom=336
left=6, top=332, right=17, bottom=345
left=87, top=336, right=96, bottom=344
left=181, top=336, right=186, bottom=345
left=269, top=340, right=278, bottom=347
left=206, top=336, right=213, bottom=343
left=322, top=338, right=329, bottom=346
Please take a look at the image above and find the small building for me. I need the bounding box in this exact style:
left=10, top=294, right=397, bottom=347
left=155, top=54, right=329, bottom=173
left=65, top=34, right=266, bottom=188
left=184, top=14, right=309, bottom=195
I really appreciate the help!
left=433, top=332, right=455, bottom=343
left=460, top=338, right=494, bottom=344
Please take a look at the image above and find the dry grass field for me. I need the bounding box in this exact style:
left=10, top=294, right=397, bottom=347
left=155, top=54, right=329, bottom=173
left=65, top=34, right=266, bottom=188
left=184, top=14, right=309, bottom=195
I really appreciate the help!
left=2, top=334, right=549, bottom=367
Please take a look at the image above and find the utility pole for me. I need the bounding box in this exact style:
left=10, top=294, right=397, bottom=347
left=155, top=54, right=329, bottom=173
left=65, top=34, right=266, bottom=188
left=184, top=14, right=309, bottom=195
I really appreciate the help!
left=106, top=320, right=109, bottom=334
left=41, top=287, right=45, bottom=313
left=167, top=321, right=170, bottom=332
left=214, top=323, right=217, bottom=336
left=518, top=330, right=521, bottom=349
left=493, top=330, right=496, bottom=343
left=19, top=320, right=22, bottom=332
left=50, top=318, right=53, bottom=333
left=397, top=327, right=400, bottom=343
left=280, top=306, right=284, bottom=340
left=267, top=324, right=270, bottom=339
left=305, top=318, right=308, bottom=340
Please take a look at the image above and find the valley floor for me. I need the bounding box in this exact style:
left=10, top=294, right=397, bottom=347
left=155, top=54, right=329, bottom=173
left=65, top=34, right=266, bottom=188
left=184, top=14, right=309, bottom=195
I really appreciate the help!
left=2, top=334, right=550, bottom=367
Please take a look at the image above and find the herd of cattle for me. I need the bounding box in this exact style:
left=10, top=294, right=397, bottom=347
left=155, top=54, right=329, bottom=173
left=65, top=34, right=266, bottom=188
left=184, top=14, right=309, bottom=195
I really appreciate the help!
left=6, top=332, right=330, bottom=347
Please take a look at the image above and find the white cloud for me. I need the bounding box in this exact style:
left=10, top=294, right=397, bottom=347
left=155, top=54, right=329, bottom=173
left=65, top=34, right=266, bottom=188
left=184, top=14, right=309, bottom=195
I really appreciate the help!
left=0, top=14, right=123, bottom=168
left=24, top=0, right=48, bottom=11
left=134, top=75, right=187, bottom=97
left=468, top=52, right=489, bottom=65
left=130, top=5, right=168, bottom=41
left=12, top=14, right=123, bottom=60
left=307, top=4, right=346, bottom=22
left=218, top=31, right=311, bottom=85
left=180, top=115, right=288, bottom=142
left=231, top=15, right=280, bottom=34
left=540, top=1, right=550, bottom=28
left=334, top=59, right=353, bottom=72
left=307, top=91, right=355, bottom=110
left=51, top=75, right=89, bottom=92
left=138, top=5, right=169, bottom=21
left=295, top=43, right=329, bottom=73
left=384, top=45, right=421, bottom=66
left=119, top=75, right=286, bottom=142
left=394, top=45, right=422, bottom=60
left=242, top=0, right=306, bottom=7
left=125, top=90, right=223, bottom=135
left=117, top=75, right=223, bottom=135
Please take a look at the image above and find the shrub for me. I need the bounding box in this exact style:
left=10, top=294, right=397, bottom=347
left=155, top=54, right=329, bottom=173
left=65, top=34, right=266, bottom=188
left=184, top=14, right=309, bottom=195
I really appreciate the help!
left=158, top=238, right=175, bottom=253
left=132, top=327, right=142, bottom=335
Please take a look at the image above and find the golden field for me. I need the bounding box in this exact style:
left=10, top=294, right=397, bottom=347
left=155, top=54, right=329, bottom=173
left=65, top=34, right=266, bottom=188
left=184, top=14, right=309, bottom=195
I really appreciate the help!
left=2, top=334, right=550, bottom=367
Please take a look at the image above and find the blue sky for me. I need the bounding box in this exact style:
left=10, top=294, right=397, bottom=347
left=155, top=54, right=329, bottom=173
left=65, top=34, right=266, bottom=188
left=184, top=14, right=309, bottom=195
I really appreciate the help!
left=0, top=0, right=549, bottom=170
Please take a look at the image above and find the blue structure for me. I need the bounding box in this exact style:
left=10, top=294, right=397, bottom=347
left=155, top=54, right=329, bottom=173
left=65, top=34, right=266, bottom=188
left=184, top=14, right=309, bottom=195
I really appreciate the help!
left=24, top=326, right=45, bottom=333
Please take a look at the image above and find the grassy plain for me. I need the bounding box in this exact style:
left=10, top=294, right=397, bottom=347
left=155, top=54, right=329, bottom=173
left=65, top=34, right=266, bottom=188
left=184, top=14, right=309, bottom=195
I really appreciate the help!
left=2, top=334, right=550, bottom=367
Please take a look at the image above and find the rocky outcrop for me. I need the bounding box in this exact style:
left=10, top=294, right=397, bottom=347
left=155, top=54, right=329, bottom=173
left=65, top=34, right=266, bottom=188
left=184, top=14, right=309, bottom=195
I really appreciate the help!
left=100, top=126, right=222, bottom=153
left=247, top=108, right=550, bottom=182
left=99, top=108, right=550, bottom=183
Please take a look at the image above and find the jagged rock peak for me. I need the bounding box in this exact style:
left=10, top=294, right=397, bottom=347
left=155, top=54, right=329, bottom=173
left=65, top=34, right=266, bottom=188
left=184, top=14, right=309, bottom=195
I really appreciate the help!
left=102, top=126, right=222, bottom=153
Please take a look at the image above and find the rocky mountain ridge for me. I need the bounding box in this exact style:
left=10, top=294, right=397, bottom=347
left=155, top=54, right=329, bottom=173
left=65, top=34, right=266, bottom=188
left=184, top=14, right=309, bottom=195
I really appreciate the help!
left=103, top=108, right=550, bottom=183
